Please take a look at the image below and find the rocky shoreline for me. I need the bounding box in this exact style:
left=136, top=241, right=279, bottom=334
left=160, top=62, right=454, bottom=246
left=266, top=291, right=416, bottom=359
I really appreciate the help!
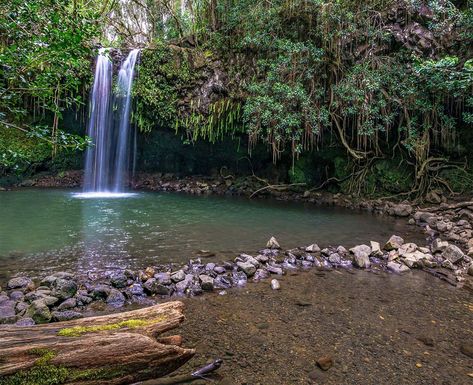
left=1, top=232, right=472, bottom=326
left=2, top=171, right=473, bottom=327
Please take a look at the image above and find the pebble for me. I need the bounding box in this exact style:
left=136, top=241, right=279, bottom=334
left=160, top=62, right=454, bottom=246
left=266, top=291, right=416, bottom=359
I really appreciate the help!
left=271, top=279, right=280, bottom=290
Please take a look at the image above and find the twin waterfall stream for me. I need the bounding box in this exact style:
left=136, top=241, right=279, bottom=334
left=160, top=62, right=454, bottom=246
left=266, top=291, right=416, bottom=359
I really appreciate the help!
left=82, top=48, right=140, bottom=196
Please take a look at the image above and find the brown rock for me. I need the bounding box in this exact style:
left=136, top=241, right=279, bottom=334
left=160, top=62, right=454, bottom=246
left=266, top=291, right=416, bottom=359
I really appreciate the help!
left=316, top=356, right=333, bottom=371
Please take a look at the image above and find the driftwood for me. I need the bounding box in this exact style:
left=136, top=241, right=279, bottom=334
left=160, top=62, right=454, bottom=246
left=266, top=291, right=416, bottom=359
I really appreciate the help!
left=0, top=301, right=195, bottom=385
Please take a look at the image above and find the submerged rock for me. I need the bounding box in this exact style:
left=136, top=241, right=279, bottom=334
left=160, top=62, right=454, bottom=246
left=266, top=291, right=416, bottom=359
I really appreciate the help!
left=7, top=277, right=34, bottom=291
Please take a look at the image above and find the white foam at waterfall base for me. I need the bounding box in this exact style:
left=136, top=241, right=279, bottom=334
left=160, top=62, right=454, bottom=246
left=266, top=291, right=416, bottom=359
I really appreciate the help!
left=72, top=192, right=138, bottom=199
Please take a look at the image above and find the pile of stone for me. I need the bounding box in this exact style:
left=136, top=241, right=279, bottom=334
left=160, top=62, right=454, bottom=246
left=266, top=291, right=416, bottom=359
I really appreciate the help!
left=1, top=235, right=472, bottom=326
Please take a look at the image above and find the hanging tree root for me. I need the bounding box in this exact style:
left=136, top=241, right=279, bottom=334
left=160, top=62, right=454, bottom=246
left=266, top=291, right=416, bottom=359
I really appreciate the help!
left=0, top=302, right=195, bottom=385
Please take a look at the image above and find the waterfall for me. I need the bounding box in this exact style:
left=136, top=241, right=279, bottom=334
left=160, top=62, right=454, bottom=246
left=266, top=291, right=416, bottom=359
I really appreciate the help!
left=84, top=49, right=113, bottom=193
left=82, top=49, right=139, bottom=196
left=113, top=49, right=140, bottom=192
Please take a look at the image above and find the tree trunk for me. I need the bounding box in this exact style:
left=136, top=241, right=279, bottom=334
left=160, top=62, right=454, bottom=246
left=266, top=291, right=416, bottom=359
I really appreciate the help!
left=0, top=301, right=195, bottom=385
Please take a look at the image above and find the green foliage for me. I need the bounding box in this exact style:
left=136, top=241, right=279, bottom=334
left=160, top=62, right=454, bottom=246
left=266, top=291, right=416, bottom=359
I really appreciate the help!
left=0, top=0, right=102, bottom=169
left=134, top=42, right=194, bottom=131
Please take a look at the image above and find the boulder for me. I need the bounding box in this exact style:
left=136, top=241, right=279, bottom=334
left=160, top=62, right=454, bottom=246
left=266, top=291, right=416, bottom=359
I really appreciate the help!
left=266, top=265, right=284, bottom=275
left=171, top=270, right=186, bottom=283
left=51, top=310, right=83, bottom=322
left=52, top=278, right=78, bottom=301
left=384, top=235, right=404, bottom=251
left=57, top=298, right=77, bottom=311
left=350, top=245, right=371, bottom=268
left=110, top=272, right=128, bottom=289
left=442, top=244, right=464, bottom=264
left=106, top=289, right=126, bottom=307
left=431, top=238, right=449, bottom=253
left=387, top=261, right=410, bottom=274
left=15, top=317, right=35, bottom=326
left=370, top=241, right=383, bottom=257
left=89, top=284, right=111, bottom=300
left=305, top=244, right=321, bottom=253
left=237, top=261, right=257, bottom=277
left=199, top=275, right=214, bottom=291
left=0, top=300, right=16, bottom=324
left=328, top=253, right=342, bottom=264
left=239, top=254, right=260, bottom=268
left=266, top=236, right=281, bottom=249
left=391, top=204, right=413, bottom=217
left=7, top=277, right=34, bottom=291
left=26, top=299, right=52, bottom=324
left=155, top=272, right=172, bottom=286
left=398, top=243, right=418, bottom=256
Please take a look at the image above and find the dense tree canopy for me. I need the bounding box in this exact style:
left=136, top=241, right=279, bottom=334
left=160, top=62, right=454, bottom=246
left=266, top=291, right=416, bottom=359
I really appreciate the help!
left=1, top=0, right=472, bottom=198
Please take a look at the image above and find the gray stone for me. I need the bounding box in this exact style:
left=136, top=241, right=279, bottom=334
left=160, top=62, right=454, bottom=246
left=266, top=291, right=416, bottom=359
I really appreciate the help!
left=328, top=253, right=342, bottom=264
left=43, top=296, right=59, bottom=307
left=350, top=245, right=371, bottom=268
left=171, top=270, right=186, bottom=283
left=271, top=279, right=280, bottom=290
left=89, top=284, right=111, bottom=299
left=52, top=278, right=77, bottom=300
left=199, top=275, right=214, bottom=291
left=237, top=261, right=256, bottom=277
left=57, top=298, right=77, bottom=311
left=384, top=235, right=404, bottom=251
left=305, top=244, right=320, bottom=253
left=214, top=266, right=226, bottom=274
left=391, top=204, right=413, bottom=217
left=51, top=310, right=83, bottom=322
left=7, top=277, right=33, bottom=291
left=76, top=294, right=93, bottom=306
left=0, top=294, right=9, bottom=304
left=232, top=271, right=248, bottom=287
left=15, top=317, right=35, bottom=326
left=9, top=291, right=24, bottom=301
left=253, top=268, right=270, bottom=281
left=370, top=241, right=383, bottom=257
left=353, top=253, right=371, bottom=269
left=15, top=301, right=28, bottom=315
left=110, top=272, right=128, bottom=288
left=26, top=299, right=52, bottom=324
left=128, top=283, right=144, bottom=297
left=239, top=254, right=260, bottom=268
left=387, top=261, right=410, bottom=274
left=431, top=238, right=449, bottom=253
left=106, top=289, right=126, bottom=307
left=214, top=275, right=233, bottom=289
left=468, top=264, right=473, bottom=276
left=154, top=272, right=172, bottom=285
left=442, top=244, right=464, bottom=264
left=175, top=275, right=193, bottom=293
left=267, top=265, right=284, bottom=275
left=255, top=254, right=269, bottom=263
left=0, top=300, right=16, bottom=324
left=266, top=236, right=281, bottom=249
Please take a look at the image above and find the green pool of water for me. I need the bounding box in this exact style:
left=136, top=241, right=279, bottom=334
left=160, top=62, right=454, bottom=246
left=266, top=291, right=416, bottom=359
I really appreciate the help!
left=0, top=189, right=423, bottom=279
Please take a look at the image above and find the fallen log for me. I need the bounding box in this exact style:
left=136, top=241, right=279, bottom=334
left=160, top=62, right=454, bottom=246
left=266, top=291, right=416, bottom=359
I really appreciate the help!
left=0, top=301, right=195, bottom=385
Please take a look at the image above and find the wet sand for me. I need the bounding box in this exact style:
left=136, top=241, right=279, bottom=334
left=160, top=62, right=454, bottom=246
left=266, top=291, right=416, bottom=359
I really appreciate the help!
left=170, top=269, right=473, bottom=385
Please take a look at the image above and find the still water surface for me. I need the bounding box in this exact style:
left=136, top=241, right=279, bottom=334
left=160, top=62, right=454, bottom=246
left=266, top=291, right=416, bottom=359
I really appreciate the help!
left=0, top=189, right=423, bottom=279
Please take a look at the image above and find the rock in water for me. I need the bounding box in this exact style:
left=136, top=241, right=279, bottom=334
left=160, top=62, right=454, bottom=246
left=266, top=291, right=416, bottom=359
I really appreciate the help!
left=384, top=235, right=404, bottom=251
left=370, top=241, right=383, bottom=257
left=350, top=245, right=371, bottom=268
left=52, top=278, right=78, bottom=300
left=305, top=244, right=321, bottom=253
left=7, top=277, right=34, bottom=291
left=271, top=279, right=280, bottom=290
left=391, top=204, right=413, bottom=217
left=266, top=236, right=281, bottom=249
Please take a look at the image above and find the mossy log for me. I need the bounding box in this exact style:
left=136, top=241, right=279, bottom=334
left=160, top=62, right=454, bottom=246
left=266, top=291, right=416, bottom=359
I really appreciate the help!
left=0, top=301, right=195, bottom=385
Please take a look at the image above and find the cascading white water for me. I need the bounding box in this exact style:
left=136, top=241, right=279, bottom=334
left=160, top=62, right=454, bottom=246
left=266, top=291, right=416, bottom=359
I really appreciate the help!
left=82, top=48, right=139, bottom=197
left=113, top=49, right=140, bottom=192
left=84, top=48, right=113, bottom=193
